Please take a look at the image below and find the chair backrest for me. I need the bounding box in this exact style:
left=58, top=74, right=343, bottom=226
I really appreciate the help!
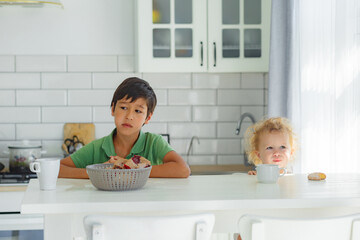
left=84, top=213, right=215, bottom=240
left=238, top=213, right=360, bottom=240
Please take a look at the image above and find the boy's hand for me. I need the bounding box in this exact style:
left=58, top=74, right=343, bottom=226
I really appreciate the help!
left=248, top=170, right=257, bottom=175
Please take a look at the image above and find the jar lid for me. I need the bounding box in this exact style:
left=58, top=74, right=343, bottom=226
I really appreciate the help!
left=8, top=140, right=42, bottom=149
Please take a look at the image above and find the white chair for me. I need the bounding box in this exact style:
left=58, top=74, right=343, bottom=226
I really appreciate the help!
left=84, top=213, right=215, bottom=240
left=238, top=213, right=360, bottom=240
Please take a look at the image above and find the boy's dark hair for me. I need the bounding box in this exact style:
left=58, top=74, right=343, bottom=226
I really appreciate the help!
left=110, top=77, right=157, bottom=117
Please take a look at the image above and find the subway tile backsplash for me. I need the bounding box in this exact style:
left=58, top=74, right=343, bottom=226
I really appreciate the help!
left=0, top=73, right=40, bottom=89
left=68, top=56, right=118, bottom=72
left=0, top=56, right=15, bottom=72
left=0, top=55, right=268, bottom=166
left=16, top=56, right=67, bottom=72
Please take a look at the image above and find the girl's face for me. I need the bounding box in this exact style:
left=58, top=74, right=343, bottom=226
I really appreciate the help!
left=111, top=97, right=152, bottom=137
left=256, top=131, right=293, bottom=168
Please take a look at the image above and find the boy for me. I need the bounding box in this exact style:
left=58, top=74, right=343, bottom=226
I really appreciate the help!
left=59, top=77, right=191, bottom=178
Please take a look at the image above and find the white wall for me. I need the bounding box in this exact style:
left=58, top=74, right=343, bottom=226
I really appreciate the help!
left=0, top=1, right=268, bottom=167
left=0, top=0, right=133, bottom=55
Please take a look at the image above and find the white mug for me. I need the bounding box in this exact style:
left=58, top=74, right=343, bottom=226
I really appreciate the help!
left=30, top=158, right=60, bottom=190
left=256, top=164, right=286, bottom=183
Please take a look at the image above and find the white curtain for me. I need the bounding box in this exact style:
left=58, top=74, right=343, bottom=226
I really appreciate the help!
left=269, top=0, right=360, bottom=173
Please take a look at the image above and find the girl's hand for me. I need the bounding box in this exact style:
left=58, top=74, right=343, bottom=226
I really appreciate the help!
left=248, top=170, right=257, bottom=175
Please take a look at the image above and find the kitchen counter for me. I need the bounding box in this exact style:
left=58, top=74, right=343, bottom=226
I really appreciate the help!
left=21, top=173, right=360, bottom=240
left=0, top=185, right=27, bottom=213
left=190, top=164, right=253, bottom=175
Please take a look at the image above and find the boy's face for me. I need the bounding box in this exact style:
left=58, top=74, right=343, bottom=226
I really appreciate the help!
left=256, top=131, right=293, bottom=168
left=111, top=97, right=152, bottom=137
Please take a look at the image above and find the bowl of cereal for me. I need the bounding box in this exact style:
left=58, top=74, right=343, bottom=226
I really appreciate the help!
left=86, top=155, right=152, bottom=191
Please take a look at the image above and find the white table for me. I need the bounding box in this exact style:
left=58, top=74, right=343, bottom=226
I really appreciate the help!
left=21, top=173, right=360, bottom=240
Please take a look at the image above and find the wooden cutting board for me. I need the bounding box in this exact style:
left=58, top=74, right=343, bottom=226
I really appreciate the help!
left=63, top=123, right=95, bottom=145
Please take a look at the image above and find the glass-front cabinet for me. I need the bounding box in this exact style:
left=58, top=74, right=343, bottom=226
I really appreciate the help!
left=136, top=0, right=207, bottom=72
left=208, top=0, right=270, bottom=72
left=135, top=0, right=271, bottom=72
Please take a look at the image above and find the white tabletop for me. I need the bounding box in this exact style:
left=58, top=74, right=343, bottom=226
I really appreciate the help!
left=21, top=173, right=360, bottom=214
left=20, top=173, right=360, bottom=239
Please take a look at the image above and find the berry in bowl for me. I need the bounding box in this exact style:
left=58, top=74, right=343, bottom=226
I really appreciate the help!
left=86, top=155, right=152, bottom=191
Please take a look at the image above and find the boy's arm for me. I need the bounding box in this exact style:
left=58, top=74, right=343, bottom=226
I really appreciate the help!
left=149, top=151, right=191, bottom=178
left=59, top=156, right=89, bottom=179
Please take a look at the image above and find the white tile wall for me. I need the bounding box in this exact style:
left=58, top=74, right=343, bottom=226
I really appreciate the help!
left=16, top=124, right=63, bottom=140
left=93, top=73, right=141, bottom=89
left=16, top=90, right=67, bottom=106
left=0, top=91, right=15, bottom=106
left=153, top=89, right=167, bottom=105
left=168, top=123, right=216, bottom=138
left=152, top=106, right=192, bottom=122
left=93, top=107, right=113, bottom=123
left=218, top=89, right=264, bottom=105
left=192, top=73, right=241, bottom=89
left=94, top=123, right=116, bottom=139
left=241, top=106, right=266, bottom=122
left=193, top=106, right=242, bottom=122
left=0, top=124, right=15, bottom=140
left=0, top=56, right=15, bottom=72
left=142, top=123, right=168, bottom=135
left=241, top=73, right=265, bottom=89
left=0, top=107, right=41, bottom=123
left=0, top=55, right=268, bottom=167
left=217, top=122, right=240, bottom=138
left=42, top=107, right=92, bottom=123
left=143, top=73, right=192, bottom=89
left=118, top=56, right=135, bottom=72
left=42, top=73, right=92, bottom=89
left=68, top=90, right=113, bottom=106
left=16, top=56, right=67, bottom=72
left=68, top=56, right=117, bottom=72
left=0, top=73, right=40, bottom=89
left=169, top=90, right=216, bottom=105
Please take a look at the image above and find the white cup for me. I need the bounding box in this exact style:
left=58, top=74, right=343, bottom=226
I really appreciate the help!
left=30, top=158, right=60, bottom=190
left=256, top=164, right=286, bottom=183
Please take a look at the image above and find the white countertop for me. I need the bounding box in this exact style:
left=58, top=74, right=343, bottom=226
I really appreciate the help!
left=21, top=173, right=360, bottom=214
left=20, top=173, right=360, bottom=239
left=0, top=185, right=27, bottom=213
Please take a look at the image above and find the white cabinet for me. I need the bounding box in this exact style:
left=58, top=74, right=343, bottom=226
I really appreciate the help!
left=135, top=0, right=271, bottom=73
left=135, top=0, right=207, bottom=72
left=208, top=0, right=271, bottom=72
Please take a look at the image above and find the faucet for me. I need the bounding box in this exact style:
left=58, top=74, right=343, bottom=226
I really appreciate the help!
left=187, top=136, right=200, bottom=157
left=235, top=112, right=256, bottom=135
left=235, top=113, right=256, bottom=167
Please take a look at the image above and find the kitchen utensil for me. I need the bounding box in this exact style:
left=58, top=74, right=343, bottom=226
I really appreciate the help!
left=0, top=162, right=4, bottom=172
left=63, top=135, right=85, bottom=155
left=86, top=163, right=151, bottom=191
left=63, top=123, right=95, bottom=145
left=5, top=141, right=46, bottom=173
left=30, top=158, right=60, bottom=190
left=0, top=172, right=37, bottom=184
left=62, top=143, right=69, bottom=155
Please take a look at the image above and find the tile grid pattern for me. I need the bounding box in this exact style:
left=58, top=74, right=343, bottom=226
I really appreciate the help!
left=0, top=55, right=267, bottom=166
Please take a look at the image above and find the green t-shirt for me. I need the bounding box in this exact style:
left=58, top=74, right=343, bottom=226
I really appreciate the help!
left=71, top=129, right=173, bottom=168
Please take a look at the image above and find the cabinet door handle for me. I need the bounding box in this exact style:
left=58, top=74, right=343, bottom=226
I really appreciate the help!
left=213, top=42, right=217, bottom=67
left=200, top=41, right=203, bottom=66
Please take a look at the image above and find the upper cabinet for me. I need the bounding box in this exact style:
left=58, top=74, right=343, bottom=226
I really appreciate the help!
left=135, top=0, right=271, bottom=73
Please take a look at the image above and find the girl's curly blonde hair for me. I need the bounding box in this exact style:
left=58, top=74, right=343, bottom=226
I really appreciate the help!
left=245, top=117, right=297, bottom=165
